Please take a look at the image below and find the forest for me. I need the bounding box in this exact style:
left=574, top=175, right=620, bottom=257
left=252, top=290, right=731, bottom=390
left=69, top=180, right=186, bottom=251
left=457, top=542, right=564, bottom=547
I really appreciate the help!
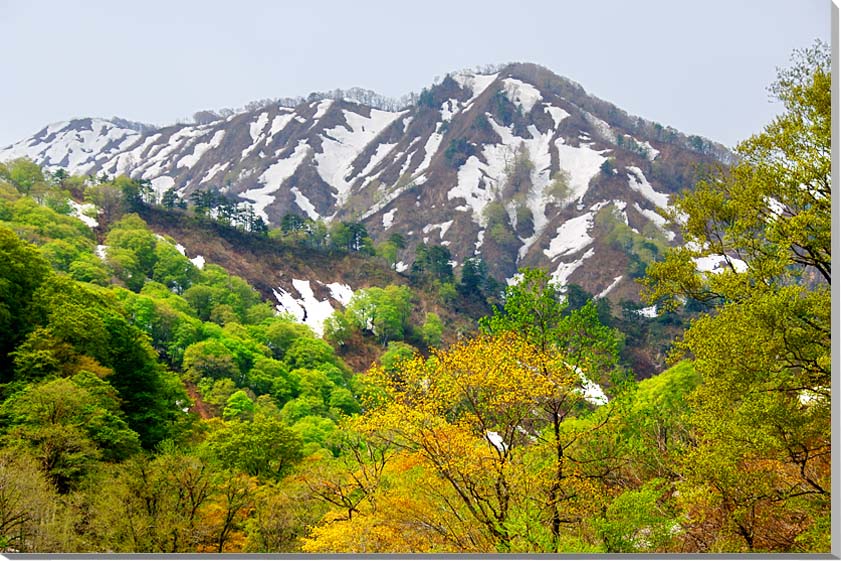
left=0, top=44, right=830, bottom=553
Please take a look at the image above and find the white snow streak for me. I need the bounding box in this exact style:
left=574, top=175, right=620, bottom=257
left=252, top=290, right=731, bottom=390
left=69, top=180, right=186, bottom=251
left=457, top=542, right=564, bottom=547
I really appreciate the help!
left=291, top=186, right=320, bottom=220
left=550, top=247, right=595, bottom=287
left=68, top=200, right=98, bottom=228
left=502, top=78, right=543, bottom=113
left=544, top=213, right=594, bottom=259
left=325, top=282, right=354, bottom=306
left=315, top=109, right=403, bottom=205
left=452, top=72, right=499, bottom=105
left=545, top=105, right=570, bottom=128
left=250, top=112, right=270, bottom=142
left=554, top=138, right=608, bottom=203
left=598, top=276, right=623, bottom=298
left=382, top=208, right=397, bottom=229
left=177, top=130, right=225, bottom=169
left=626, top=166, right=669, bottom=209
left=274, top=279, right=337, bottom=337
left=247, top=140, right=310, bottom=221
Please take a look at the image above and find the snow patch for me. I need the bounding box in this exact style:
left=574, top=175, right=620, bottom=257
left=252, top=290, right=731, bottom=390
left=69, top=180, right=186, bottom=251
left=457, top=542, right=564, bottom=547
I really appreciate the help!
left=544, top=213, right=594, bottom=259
left=545, top=105, right=570, bottom=129
left=290, top=186, right=320, bottom=220
left=501, top=78, right=542, bottom=113
left=360, top=142, right=397, bottom=177
left=382, top=208, right=397, bottom=229
left=550, top=247, right=595, bottom=287
left=68, top=200, right=98, bottom=228
left=416, top=132, right=444, bottom=174
left=486, top=431, right=507, bottom=452
left=448, top=155, right=495, bottom=224
left=422, top=220, right=454, bottom=239
left=452, top=72, right=499, bottom=105
left=626, top=166, right=669, bottom=209
left=246, top=140, right=310, bottom=221
left=268, top=112, right=295, bottom=138
left=177, top=130, right=225, bottom=169
left=0, top=118, right=141, bottom=175
left=693, top=255, right=748, bottom=274
left=200, top=161, right=230, bottom=184
left=554, top=138, right=608, bottom=203
left=312, top=100, right=334, bottom=122
left=597, top=276, right=623, bottom=298
left=637, top=305, right=658, bottom=318
left=315, top=108, right=403, bottom=206
left=440, top=99, right=458, bottom=121
left=632, top=202, right=675, bottom=241
left=274, top=279, right=336, bottom=337
left=325, top=282, right=354, bottom=306
left=574, top=365, right=608, bottom=406
left=150, top=176, right=175, bottom=200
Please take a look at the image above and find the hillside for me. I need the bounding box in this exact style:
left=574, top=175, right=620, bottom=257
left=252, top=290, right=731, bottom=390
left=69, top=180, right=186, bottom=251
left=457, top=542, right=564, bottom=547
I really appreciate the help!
left=1, top=62, right=732, bottom=301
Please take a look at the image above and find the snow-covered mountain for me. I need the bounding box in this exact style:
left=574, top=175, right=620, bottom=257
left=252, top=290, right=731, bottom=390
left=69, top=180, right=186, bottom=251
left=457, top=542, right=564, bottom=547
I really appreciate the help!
left=1, top=63, right=731, bottom=299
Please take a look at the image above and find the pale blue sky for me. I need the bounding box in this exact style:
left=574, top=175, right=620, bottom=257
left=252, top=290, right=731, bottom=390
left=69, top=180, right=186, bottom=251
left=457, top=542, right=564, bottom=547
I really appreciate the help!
left=0, top=0, right=830, bottom=148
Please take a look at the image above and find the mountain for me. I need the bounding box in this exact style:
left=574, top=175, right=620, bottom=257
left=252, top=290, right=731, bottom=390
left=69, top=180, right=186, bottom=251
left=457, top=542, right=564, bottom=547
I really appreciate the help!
left=1, top=62, right=731, bottom=300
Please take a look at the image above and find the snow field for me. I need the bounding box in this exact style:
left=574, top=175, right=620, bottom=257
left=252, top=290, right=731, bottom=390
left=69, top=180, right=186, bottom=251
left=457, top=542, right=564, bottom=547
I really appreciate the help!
left=382, top=208, right=397, bottom=229
left=314, top=108, right=403, bottom=206
left=544, top=212, right=595, bottom=259
left=246, top=140, right=310, bottom=221
left=68, top=200, right=99, bottom=228
left=273, top=279, right=354, bottom=337
left=290, top=186, right=320, bottom=220
left=626, top=166, right=669, bottom=208
left=501, top=78, right=543, bottom=113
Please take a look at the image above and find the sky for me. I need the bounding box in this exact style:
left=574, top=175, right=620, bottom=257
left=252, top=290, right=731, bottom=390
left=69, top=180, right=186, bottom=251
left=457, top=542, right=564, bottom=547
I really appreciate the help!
left=0, top=0, right=831, bottom=149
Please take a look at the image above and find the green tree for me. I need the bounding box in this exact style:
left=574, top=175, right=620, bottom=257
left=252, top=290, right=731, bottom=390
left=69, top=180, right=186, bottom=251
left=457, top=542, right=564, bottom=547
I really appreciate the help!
left=0, top=226, right=51, bottom=379
left=420, top=312, right=443, bottom=347
left=642, top=43, right=830, bottom=552
left=223, top=390, right=256, bottom=421
left=205, top=414, right=303, bottom=479
left=5, top=158, right=45, bottom=195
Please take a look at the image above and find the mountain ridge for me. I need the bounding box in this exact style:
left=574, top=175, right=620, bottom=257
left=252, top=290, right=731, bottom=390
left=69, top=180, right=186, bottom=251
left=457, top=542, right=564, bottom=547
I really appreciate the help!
left=1, top=62, right=733, bottom=300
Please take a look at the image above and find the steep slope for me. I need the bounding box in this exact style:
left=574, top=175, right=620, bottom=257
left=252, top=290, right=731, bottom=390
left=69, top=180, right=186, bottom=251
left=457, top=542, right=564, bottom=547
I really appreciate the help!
left=1, top=63, right=731, bottom=300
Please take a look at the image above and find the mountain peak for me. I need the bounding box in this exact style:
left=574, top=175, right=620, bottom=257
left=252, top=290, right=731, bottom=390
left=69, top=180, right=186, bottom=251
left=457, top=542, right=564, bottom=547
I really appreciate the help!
left=0, top=63, right=731, bottom=299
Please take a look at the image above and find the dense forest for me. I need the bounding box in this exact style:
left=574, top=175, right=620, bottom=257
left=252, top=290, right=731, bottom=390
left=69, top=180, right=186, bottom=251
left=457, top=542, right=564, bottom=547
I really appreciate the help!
left=0, top=44, right=829, bottom=552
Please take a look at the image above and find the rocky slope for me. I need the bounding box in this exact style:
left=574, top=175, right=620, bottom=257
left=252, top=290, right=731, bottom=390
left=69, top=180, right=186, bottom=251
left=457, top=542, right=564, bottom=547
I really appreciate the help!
left=1, top=63, right=732, bottom=299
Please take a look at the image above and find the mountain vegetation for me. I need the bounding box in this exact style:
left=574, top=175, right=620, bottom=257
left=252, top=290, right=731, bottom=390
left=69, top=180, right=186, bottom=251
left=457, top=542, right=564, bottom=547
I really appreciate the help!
left=0, top=44, right=829, bottom=553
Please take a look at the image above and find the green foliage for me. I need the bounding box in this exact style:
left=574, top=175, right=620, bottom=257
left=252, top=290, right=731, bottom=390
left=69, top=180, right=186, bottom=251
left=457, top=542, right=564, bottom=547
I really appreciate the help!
left=183, top=339, right=241, bottom=382
left=223, top=390, right=256, bottom=421
left=596, top=204, right=666, bottom=279
left=0, top=225, right=51, bottom=378
left=640, top=42, right=831, bottom=551
left=151, top=241, right=199, bottom=293
left=591, top=479, right=677, bottom=552
left=458, top=256, right=489, bottom=297
left=206, top=414, right=303, bottom=479
left=444, top=138, right=476, bottom=168
left=262, top=319, right=315, bottom=359
left=21, top=275, right=188, bottom=447
left=420, top=312, right=443, bottom=347
left=4, top=158, right=45, bottom=194
left=411, top=243, right=453, bottom=284
left=378, top=341, right=417, bottom=373
left=329, top=285, right=413, bottom=346
left=285, top=337, right=341, bottom=370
